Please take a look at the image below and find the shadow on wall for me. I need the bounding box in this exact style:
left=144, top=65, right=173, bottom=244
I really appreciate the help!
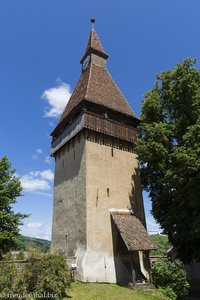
left=110, top=216, right=132, bottom=284
left=52, top=132, right=87, bottom=256
left=129, top=167, right=146, bottom=227
left=110, top=216, right=150, bottom=285
left=54, top=133, right=85, bottom=187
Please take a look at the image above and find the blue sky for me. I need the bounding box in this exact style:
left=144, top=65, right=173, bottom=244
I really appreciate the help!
left=0, top=0, right=200, bottom=240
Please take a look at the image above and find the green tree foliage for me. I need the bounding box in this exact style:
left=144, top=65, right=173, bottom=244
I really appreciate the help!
left=150, top=234, right=171, bottom=256
left=136, top=58, right=200, bottom=263
left=152, top=260, right=189, bottom=299
left=0, top=156, right=28, bottom=257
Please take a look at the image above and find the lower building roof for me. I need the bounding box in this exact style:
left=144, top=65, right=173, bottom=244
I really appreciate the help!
left=111, top=210, right=157, bottom=251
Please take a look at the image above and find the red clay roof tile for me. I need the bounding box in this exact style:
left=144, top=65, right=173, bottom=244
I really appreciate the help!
left=58, top=63, right=136, bottom=124
left=85, top=29, right=107, bottom=56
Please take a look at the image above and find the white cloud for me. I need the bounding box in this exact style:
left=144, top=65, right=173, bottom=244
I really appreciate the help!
left=32, top=148, right=43, bottom=160
left=45, top=155, right=51, bottom=165
left=36, top=148, right=43, bottom=154
left=21, top=222, right=51, bottom=241
left=20, top=169, right=54, bottom=192
left=35, top=233, right=51, bottom=240
left=42, top=81, right=71, bottom=118
left=26, top=222, right=43, bottom=229
left=29, top=169, right=54, bottom=182
left=30, top=191, right=53, bottom=197
left=20, top=175, right=51, bottom=192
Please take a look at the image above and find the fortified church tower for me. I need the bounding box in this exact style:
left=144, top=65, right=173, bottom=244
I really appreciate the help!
left=51, top=19, right=156, bottom=284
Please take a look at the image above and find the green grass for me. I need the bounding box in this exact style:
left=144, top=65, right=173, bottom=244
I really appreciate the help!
left=69, top=282, right=169, bottom=300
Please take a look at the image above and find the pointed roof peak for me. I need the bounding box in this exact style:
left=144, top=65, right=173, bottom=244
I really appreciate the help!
left=80, top=24, right=108, bottom=63
left=86, top=29, right=105, bottom=53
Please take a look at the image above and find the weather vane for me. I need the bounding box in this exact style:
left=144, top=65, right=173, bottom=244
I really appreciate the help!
left=90, top=17, right=95, bottom=30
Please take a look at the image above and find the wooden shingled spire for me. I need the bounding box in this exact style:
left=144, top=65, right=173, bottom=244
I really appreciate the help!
left=80, top=28, right=109, bottom=63
left=52, top=22, right=137, bottom=137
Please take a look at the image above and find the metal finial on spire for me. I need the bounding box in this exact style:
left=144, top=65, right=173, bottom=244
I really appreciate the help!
left=90, top=17, right=95, bottom=30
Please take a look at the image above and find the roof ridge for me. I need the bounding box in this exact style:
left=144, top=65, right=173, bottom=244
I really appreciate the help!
left=85, top=63, right=136, bottom=117
left=85, top=63, right=93, bottom=99
left=105, top=68, right=136, bottom=117
left=57, top=67, right=90, bottom=125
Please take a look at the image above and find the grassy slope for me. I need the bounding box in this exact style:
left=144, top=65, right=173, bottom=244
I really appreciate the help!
left=15, top=235, right=51, bottom=252
left=150, top=234, right=171, bottom=256
left=69, top=282, right=169, bottom=300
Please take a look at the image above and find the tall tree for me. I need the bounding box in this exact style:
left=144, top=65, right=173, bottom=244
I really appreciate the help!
left=136, top=58, right=200, bottom=263
left=0, top=156, right=28, bottom=257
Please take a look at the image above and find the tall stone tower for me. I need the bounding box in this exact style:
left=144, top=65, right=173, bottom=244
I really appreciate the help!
left=51, top=20, right=156, bottom=284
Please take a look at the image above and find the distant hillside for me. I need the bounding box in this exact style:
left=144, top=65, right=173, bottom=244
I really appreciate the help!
left=15, top=234, right=169, bottom=255
left=16, top=235, right=51, bottom=252
left=150, top=234, right=171, bottom=256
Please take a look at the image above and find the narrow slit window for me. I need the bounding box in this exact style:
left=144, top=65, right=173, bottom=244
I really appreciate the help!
left=107, top=188, right=110, bottom=197
left=65, top=234, right=68, bottom=250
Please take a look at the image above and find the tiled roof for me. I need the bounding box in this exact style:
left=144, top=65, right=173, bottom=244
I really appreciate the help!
left=83, top=29, right=108, bottom=58
left=58, top=63, right=136, bottom=124
left=111, top=211, right=157, bottom=251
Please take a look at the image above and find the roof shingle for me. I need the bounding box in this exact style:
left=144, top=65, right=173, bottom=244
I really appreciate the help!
left=111, top=211, right=157, bottom=251
left=58, top=63, right=136, bottom=124
left=84, top=29, right=108, bottom=57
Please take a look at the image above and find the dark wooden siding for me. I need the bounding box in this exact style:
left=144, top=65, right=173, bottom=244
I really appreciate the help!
left=84, top=112, right=137, bottom=143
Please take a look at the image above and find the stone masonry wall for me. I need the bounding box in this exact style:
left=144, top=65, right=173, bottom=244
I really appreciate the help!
left=51, top=132, right=86, bottom=255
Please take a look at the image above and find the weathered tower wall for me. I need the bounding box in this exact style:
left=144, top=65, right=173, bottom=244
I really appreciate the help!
left=81, top=135, right=146, bottom=282
left=51, top=133, right=86, bottom=256
left=51, top=131, right=146, bottom=282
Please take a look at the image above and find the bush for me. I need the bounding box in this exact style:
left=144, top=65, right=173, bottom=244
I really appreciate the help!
left=0, top=253, right=71, bottom=300
left=16, top=250, right=25, bottom=260
left=35, top=253, right=71, bottom=298
left=13, top=252, right=42, bottom=294
left=152, top=260, right=189, bottom=299
left=0, top=259, right=17, bottom=297
left=158, top=287, right=177, bottom=300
